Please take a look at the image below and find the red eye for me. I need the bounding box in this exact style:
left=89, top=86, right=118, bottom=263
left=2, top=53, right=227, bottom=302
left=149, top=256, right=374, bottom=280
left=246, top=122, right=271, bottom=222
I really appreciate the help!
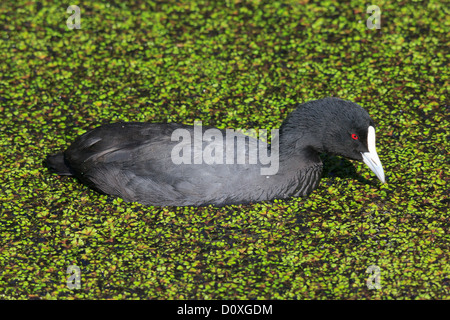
left=351, top=134, right=359, bottom=140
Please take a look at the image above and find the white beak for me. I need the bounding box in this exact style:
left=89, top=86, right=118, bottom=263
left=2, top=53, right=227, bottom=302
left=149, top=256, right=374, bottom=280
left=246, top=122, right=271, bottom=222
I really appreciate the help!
left=361, top=126, right=385, bottom=183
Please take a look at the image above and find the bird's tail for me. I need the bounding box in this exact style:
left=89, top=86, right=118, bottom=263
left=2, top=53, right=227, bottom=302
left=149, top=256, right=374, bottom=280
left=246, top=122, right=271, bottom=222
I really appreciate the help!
left=45, top=152, right=73, bottom=176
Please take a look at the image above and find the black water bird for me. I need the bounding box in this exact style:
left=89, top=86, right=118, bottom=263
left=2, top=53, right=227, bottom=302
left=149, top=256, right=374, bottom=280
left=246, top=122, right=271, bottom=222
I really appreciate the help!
left=45, top=97, right=385, bottom=206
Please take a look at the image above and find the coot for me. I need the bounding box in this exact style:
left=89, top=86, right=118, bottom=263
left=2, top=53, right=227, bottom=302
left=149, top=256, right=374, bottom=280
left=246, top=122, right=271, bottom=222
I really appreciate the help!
left=46, top=97, right=385, bottom=206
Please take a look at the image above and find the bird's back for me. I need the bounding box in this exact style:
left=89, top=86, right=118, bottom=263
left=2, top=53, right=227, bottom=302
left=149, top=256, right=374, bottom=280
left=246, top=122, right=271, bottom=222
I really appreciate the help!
left=64, top=122, right=284, bottom=206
